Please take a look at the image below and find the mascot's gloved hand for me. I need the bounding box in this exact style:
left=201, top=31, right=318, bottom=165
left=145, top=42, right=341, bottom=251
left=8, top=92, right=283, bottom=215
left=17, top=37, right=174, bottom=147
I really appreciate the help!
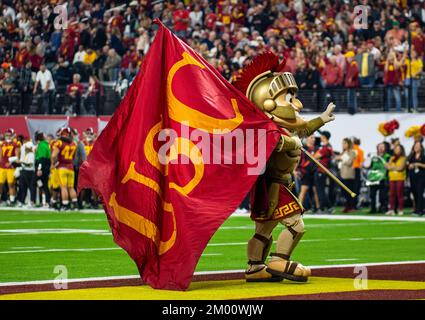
left=320, top=102, right=336, bottom=123
left=292, top=136, right=302, bottom=149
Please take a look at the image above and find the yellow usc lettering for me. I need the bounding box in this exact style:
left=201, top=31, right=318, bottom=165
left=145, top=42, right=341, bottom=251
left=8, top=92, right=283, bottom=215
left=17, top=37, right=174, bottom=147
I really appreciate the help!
left=109, top=52, right=244, bottom=255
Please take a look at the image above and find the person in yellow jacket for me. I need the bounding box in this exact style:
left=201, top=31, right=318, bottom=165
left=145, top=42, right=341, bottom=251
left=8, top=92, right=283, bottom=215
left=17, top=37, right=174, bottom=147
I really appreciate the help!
left=385, top=144, right=407, bottom=216
left=403, top=49, right=423, bottom=112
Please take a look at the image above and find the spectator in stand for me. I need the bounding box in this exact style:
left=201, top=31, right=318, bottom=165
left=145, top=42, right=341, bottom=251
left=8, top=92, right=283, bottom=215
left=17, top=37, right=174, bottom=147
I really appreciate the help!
left=189, top=4, right=203, bottom=29
left=114, top=71, right=129, bottom=99
left=344, top=51, right=359, bottom=114
left=335, top=138, right=357, bottom=213
left=100, top=48, right=121, bottom=82
left=383, top=51, right=402, bottom=111
left=407, top=141, right=425, bottom=216
left=402, top=49, right=423, bottom=112
left=355, top=42, right=376, bottom=87
left=385, top=144, right=407, bottom=216
left=33, top=63, right=55, bottom=114
left=18, top=61, right=33, bottom=114
left=84, top=75, right=103, bottom=115
left=65, top=74, right=85, bottom=116
left=385, top=21, right=405, bottom=46
left=173, top=2, right=190, bottom=39
left=0, top=70, right=16, bottom=115
left=322, top=56, right=343, bottom=109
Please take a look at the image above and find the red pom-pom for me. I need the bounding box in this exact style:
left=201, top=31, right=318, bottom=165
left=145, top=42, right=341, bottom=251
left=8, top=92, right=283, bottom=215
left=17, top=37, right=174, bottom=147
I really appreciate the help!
left=421, top=124, right=425, bottom=136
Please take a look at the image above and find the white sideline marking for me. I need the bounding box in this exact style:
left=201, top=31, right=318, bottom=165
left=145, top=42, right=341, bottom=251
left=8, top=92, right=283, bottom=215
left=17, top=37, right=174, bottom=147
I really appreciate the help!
left=325, top=258, right=358, bottom=262
left=231, top=212, right=425, bottom=222
left=0, top=207, right=102, bottom=213
left=0, top=229, right=111, bottom=235
left=1, top=260, right=424, bottom=287
left=10, top=246, right=44, bottom=250
left=0, top=219, right=104, bottom=225
left=220, top=221, right=411, bottom=230
left=0, top=247, right=222, bottom=256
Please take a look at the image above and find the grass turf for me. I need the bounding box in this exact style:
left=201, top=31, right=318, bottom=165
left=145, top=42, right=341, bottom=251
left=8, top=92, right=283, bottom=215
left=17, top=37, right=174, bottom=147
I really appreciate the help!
left=0, top=209, right=424, bottom=283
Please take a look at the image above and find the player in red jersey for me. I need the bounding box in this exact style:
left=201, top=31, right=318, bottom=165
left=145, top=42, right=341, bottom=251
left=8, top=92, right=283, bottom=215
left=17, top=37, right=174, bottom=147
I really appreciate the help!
left=0, top=128, right=21, bottom=205
left=51, top=127, right=78, bottom=210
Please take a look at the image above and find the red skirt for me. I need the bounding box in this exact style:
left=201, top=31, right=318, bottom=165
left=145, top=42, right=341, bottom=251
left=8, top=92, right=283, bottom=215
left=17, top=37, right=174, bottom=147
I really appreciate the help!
left=250, top=180, right=303, bottom=222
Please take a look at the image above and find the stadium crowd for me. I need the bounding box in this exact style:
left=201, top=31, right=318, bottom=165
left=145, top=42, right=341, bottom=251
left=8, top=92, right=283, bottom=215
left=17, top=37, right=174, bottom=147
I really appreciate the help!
left=1, top=0, right=425, bottom=115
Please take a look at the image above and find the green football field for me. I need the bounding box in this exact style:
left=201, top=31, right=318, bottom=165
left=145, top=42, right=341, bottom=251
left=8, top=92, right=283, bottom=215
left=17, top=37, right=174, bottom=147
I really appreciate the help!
left=0, top=209, right=425, bottom=283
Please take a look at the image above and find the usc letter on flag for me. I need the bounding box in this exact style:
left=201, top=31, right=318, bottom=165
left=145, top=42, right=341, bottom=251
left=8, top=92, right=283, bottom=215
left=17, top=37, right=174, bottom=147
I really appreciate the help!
left=78, top=20, right=281, bottom=290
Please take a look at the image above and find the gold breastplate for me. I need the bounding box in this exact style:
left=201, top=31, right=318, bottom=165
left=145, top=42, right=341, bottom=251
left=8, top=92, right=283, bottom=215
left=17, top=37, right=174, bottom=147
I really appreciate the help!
left=266, top=149, right=301, bottom=184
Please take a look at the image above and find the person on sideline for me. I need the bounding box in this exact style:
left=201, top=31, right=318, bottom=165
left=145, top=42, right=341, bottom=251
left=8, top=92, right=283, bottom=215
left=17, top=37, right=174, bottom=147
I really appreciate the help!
left=385, top=144, right=407, bottom=216
left=407, top=141, right=425, bottom=215
left=335, top=138, right=357, bottom=213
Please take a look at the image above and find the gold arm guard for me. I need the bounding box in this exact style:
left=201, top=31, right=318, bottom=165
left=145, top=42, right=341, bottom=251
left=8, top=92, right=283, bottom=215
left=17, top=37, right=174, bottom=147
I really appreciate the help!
left=276, top=135, right=298, bottom=152
left=296, top=117, right=324, bottom=138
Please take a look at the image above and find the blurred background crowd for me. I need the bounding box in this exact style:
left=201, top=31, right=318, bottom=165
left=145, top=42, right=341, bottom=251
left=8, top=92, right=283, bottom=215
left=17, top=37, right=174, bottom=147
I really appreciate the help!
left=0, top=0, right=425, bottom=115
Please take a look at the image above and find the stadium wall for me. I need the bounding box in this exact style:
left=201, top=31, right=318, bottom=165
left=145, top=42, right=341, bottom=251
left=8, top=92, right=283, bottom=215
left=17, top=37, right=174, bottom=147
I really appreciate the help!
left=303, top=113, right=425, bottom=154
left=0, top=113, right=424, bottom=154
left=0, top=116, right=111, bottom=139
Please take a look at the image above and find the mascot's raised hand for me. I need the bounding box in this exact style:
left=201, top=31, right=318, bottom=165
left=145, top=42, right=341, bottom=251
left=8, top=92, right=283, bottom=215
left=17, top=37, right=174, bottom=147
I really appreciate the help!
left=320, top=102, right=336, bottom=124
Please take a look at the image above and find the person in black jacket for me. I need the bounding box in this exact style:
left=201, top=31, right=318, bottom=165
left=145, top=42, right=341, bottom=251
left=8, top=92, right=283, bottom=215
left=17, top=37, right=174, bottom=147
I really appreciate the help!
left=18, top=61, right=33, bottom=114
left=407, top=141, right=425, bottom=215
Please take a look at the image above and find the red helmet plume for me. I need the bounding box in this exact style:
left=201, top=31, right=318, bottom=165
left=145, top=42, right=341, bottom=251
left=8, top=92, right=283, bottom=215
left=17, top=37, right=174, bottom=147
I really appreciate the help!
left=233, top=51, right=286, bottom=94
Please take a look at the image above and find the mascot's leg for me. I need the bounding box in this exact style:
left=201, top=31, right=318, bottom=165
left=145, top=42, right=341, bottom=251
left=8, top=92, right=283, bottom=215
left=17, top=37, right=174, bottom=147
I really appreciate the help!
left=266, top=213, right=311, bottom=282
left=245, top=220, right=283, bottom=282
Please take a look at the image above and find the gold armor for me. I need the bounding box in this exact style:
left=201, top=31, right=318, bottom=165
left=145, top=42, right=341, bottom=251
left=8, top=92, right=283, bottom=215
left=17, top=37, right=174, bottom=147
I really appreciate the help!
left=243, top=66, right=326, bottom=216
left=233, top=51, right=335, bottom=283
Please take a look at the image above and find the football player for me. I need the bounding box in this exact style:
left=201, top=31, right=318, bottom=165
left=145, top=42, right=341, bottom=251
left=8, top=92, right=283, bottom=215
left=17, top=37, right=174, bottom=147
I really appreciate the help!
left=51, top=127, right=78, bottom=210
left=0, top=128, right=21, bottom=205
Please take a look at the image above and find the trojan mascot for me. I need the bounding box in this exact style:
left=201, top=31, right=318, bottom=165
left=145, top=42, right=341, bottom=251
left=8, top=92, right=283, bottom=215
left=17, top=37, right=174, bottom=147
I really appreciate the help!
left=233, top=52, right=336, bottom=282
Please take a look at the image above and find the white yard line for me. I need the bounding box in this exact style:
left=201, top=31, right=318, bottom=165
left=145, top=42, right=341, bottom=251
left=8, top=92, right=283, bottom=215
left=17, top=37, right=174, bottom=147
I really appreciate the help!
left=1, top=260, right=424, bottom=287
left=303, top=214, right=425, bottom=222
left=325, top=258, right=359, bottom=262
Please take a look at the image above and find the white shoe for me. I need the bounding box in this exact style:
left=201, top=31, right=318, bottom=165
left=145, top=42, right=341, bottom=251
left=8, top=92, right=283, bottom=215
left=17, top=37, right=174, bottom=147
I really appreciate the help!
left=397, top=211, right=404, bottom=216
left=385, top=210, right=395, bottom=216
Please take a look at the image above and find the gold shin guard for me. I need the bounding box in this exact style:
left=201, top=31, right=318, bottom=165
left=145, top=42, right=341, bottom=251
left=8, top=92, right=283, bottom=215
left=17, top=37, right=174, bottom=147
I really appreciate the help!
left=246, top=232, right=283, bottom=282
left=266, top=214, right=311, bottom=282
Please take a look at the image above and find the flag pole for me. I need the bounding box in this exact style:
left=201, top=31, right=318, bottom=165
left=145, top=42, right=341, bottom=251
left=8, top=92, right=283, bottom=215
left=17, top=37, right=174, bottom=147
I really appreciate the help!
left=301, top=147, right=357, bottom=198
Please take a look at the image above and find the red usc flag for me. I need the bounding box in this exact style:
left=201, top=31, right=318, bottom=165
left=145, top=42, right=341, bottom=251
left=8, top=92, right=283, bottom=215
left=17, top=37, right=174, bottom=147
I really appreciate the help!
left=78, top=20, right=281, bottom=290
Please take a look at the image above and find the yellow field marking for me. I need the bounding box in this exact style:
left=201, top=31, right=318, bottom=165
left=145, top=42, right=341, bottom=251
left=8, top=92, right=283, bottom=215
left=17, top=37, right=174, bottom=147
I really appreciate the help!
left=1, top=277, right=424, bottom=300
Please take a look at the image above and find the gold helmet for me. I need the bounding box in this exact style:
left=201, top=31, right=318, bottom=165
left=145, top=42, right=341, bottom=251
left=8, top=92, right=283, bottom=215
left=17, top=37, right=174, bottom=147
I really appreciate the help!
left=233, top=52, right=304, bottom=122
